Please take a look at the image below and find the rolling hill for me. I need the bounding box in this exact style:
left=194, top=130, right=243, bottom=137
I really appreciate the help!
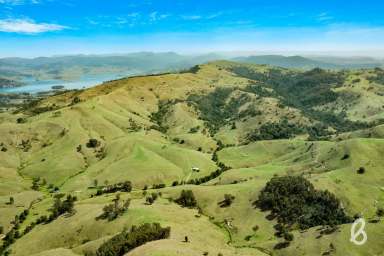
left=0, top=61, right=384, bottom=256
left=233, top=55, right=383, bottom=69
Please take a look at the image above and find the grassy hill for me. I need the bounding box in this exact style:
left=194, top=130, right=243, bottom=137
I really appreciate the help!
left=0, top=61, right=384, bottom=256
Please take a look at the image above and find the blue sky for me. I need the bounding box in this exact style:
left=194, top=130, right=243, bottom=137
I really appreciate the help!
left=0, top=0, right=384, bottom=57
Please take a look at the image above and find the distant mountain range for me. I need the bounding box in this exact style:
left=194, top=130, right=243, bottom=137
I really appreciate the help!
left=0, top=52, right=383, bottom=89
left=233, top=55, right=384, bottom=69
left=0, top=52, right=222, bottom=85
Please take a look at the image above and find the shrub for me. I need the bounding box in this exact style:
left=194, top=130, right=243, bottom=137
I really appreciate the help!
left=218, top=194, right=235, bottom=208
left=146, top=193, right=158, bottom=205
left=146, top=196, right=154, bottom=205
left=189, top=126, right=199, bottom=133
left=175, top=190, right=197, bottom=208
left=284, top=232, right=294, bottom=241
left=341, top=154, right=350, bottom=160
left=377, top=207, right=384, bottom=217
left=86, top=139, right=99, bottom=148
left=152, top=183, right=166, bottom=189
left=96, top=181, right=132, bottom=196
left=72, top=96, right=81, bottom=105
left=357, top=167, right=366, bottom=174
left=16, top=117, right=26, bottom=124
left=96, top=223, right=170, bottom=256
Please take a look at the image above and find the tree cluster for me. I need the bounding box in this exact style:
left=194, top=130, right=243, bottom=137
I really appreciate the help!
left=97, top=194, right=131, bottom=221
left=96, top=181, right=132, bottom=196
left=256, top=176, right=352, bottom=230
left=0, top=209, right=30, bottom=254
left=247, top=119, right=304, bottom=141
left=96, top=223, right=170, bottom=256
left=49, top=194, right=77, bottom=221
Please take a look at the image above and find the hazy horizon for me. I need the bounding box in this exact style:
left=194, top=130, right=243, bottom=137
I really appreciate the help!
left=1, top=0, right=384, bottom=58
left=1, top=50, right=384, bottom=60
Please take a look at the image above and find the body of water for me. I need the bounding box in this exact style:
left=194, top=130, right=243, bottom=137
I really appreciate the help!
left=0, top=73, right=131, bottom=94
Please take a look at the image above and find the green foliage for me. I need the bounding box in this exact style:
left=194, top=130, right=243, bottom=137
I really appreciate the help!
left=71, top=96, right=81, bottom=105
left=152, top=183, right=166, bottom=189
left=218, top=194, right=235, bottom=208
left=175, top=190, right=197, bottom=208
left=376, top=207, right=384, bottom=217
left=187, top=87, right=249, bottom=134
left=189, top=126, right=200, bottom=133
left=368, top=68, right=384, bottom=84
left=232, top=66, right=376, bottom=133
left=86, top=138, right=99, bottom=148
left=256, top=176, right=352, bottom=229
left=16, top=117, right=27, bottom=124
left=0, top=209, right=30, bottom=254
left=247, top=119, right=304, bottom=141
left=150, top=100, right=177, bottom=133
left=357, top=167, right=366, bottom=174
left=96, top=223, right=170, bottom=256
left=97, top=194, right=131, bottom=221
left=31, top=177, right=40, bottom=190
left=49, top=194, right=77, bottom=221
left=146, top=192, right=159, bottom=205
left=96, top=181, right=132, bottom=196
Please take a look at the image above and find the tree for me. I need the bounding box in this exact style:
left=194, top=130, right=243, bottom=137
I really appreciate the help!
left=86, top=138, right=99, bottom=148
left=357, top=167, right=366, bottom=174
left=377, top=207, right=384, bottom=217
left=146, top=196, right=154, bottom=205
left=49, top=194, right=77, bottom=221
left=98, top=194, right=131, bottom=221
left=146, top=193, right=158, bottom=205
left=175, top=190, right=197, bottom=208
left=31, top=177, right=40, bottom=190
left=218, top=194, right=235, bottom=208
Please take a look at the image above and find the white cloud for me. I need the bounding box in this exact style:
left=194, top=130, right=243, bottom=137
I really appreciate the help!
left=317, top=12, right=333, bottom=22
left=181, top=15, right=202, bottom=20
left=0, top=0, right=41, bottom=5
left=149, top=12, right=169, bottom=22
left=181, top=12, right=223, bottom=21
left=0, top=18, right=68, bottom=34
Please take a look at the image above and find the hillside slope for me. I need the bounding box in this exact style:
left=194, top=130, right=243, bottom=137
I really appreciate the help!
left=0, top=61, right=384, bottom=256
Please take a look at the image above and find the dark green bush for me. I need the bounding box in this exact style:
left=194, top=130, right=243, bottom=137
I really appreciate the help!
left=175, top=190, right=197, bottom=208
left=256, top=176, right=352, bottom=229
left=96, top=223, right=170, bottom=256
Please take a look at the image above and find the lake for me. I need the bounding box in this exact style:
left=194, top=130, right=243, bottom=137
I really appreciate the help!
left=0, top=73, right=131, bottom=94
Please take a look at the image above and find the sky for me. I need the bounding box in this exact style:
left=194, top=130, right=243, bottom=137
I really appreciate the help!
left=0, top=0, right=384, bottom=57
